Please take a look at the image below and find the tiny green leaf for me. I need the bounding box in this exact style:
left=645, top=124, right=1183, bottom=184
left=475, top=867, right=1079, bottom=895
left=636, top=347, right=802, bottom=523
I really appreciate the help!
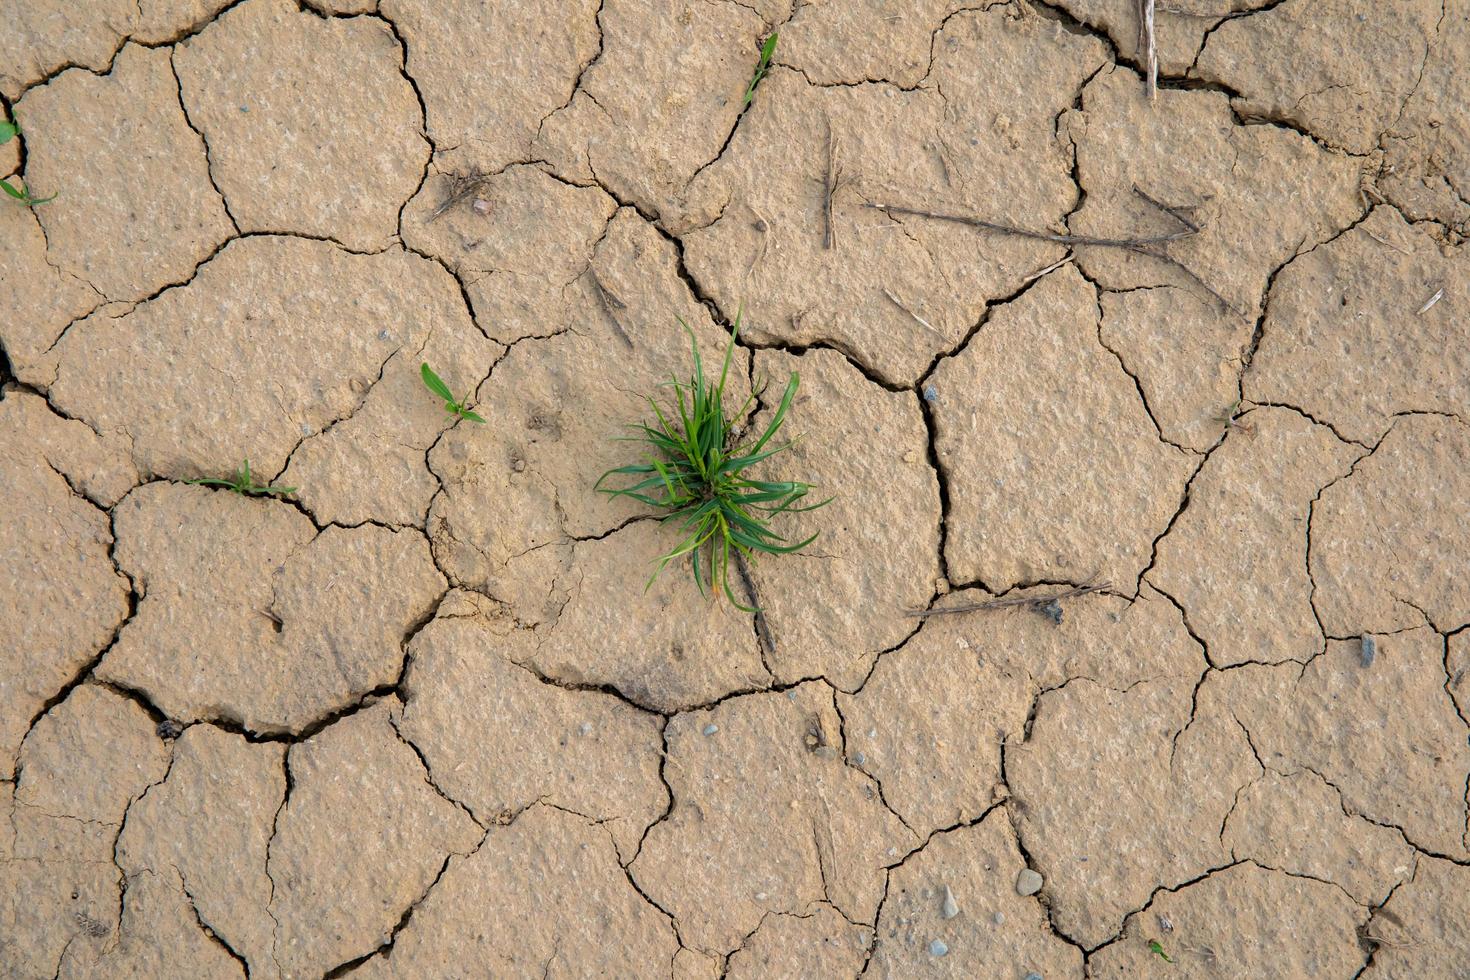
left=1147, top=939, right=1173, bottom=963
left=743, top=33, right=778, bottom=107
left=420, top=362, right=455, bottom=402
left=0, top=121, right=17, bottom=144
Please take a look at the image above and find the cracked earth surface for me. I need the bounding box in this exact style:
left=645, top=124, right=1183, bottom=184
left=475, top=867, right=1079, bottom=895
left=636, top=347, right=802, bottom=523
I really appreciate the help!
left=1, top=0, right=1468, bottom=976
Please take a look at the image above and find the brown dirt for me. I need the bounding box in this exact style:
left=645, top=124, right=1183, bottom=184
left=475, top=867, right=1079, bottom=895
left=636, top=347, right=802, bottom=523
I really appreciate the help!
left=2, top=0, right=1467, bottom=976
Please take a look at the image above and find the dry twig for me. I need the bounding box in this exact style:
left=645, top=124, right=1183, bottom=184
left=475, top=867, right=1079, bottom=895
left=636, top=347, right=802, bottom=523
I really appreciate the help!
left=870, top=199, right=1237, bottom=313
left=907, top=583, right=1111, bottom=619
left=427, top=171, right=489, bottom=222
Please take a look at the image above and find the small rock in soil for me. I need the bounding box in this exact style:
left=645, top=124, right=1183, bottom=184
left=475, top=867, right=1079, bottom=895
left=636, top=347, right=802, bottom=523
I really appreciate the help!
left=1016, top=868, right=1044, bottom=896
left=929, top=939, right=948, bottom=957
left=703, top=723, right=718, bottom=736
left=1360, top=634, right=1377, bottom=667
left=941, top=884, right=959, bottom=919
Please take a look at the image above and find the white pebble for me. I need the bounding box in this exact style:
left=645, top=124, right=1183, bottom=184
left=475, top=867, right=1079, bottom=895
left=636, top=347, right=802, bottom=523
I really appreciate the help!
left=1016, top=868, right=1043, bottom=896
left=703, top=723, right=719, bottom=736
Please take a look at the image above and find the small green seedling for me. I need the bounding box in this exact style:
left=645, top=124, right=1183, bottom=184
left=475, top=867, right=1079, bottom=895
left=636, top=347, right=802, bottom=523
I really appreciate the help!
left=0, top=121, right=56, bottom=207
left=596, top=315, right=828, bottom=611
left=1147, top=939, right=1173, bottom=963
left=185, top=458, right=295, bottom=497
left=743, top=33, right=778, bottom=107
left=420, top=362, right=485, bottom=423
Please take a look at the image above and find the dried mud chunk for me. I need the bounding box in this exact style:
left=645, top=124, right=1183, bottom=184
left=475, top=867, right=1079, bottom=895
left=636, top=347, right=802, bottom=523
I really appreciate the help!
left=13, top=686, right=170, bottom=857
left=1151, top=407, right=1360, bottom=667
left=353, top=805, right=677, bottom=979
left=401, top=163, right=617, bottom=345
left=1088, top=863, right=1364, bottom=977
left=1379, top=4, right=1470, bottom=229
left=268, top=702, right=481, bottom=978
left=845, top=588, right=1200, bottom=840
left=930, top=266, right=1195, bottom=591
left=426, top=211, right=749, bottom=619
left=57, top=869, right=244, bottom=980
left=1223, top=770, right=1415, bottom=906
left=1218, top=629, right=1470, bottom=860
left=535, top=0, right=766, bottom=219
left=1052, top=0, right=1276, bottom=76
left=1449, top=632, right=1470, bottom=722
left=1247, top=209, right=1469, bottom=445
left=867, top=811, right=1081, bottom=978
left=174, top=0, right=429, bottom=251
left=675, top=7, right=1108, bottom=385
left=0, top=0, right=232, bottom=98
left=1008, top=670, right=1256, bottom=948
left=513, top=525, right=769, bottom=712
left=0, top=203, right=99, bottom=382
left=99, top=484, right=443, bottom=734
left=398, top=592, right=666, bottom=862
left=116, top=725, right=284, bottom=978
left=48, top=237, right=473, bottom=485
left=1196, top=0, right=1441, bottom=156
left=1098, top=286, right=1253, bottom=452
left=16, top=45, right=233, bottom=302
left=0, top=412, right=131, bottom=779
left=1310, top=415, right=1470, bottom=635
left=0, top=390, right=138, bottom=506
left=778, top=0, right=985, bottom=88
left=379, top=0, right=599, bottom=173
left=1066, top=67, right=1362, bottom=316
left=2, top=686, right=170, bottom=979
left=632, top=683, right=916, bottom=953
left=745, top=348, right=939, bottom=689
left=725, top=904, right=868, bottom=979
left=1365, top=858, right=1470, bottom=976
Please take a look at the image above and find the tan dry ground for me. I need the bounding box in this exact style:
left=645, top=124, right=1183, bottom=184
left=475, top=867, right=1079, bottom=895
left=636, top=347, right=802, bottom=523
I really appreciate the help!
left=1, top=0, right=1468, bottom=976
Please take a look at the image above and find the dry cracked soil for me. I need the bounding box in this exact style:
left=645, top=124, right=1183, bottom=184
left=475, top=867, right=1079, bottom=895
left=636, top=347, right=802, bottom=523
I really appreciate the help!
left=1, top=0, right=1468, bottom=977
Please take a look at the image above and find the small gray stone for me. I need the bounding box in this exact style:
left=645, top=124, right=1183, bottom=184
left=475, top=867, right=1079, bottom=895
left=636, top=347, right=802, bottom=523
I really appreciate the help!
left=924, top=384, right=939, bottom=402
left=854, top=751, right=866, bottom=766
left=929, top=939, right=948, bottom=957
left=1024, top=973, right=1043, bottom=980
left=702, top=723, right=719, bottom=736
left=941, top=884, right=959, bottom=919
left=1360, top=634, right=1377, bottom=667
left=578, top=722, right=593, bottom=736
left=992, top=911, right=1005, bottom=926
left=1016, top=868, right=1043, bottom=896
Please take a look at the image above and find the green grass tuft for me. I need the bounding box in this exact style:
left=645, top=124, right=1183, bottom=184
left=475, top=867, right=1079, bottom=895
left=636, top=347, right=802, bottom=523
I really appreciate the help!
left=421, top=362, right=486, bottom=423
left=596, top=315, right=828, bottom=611
left=185, top=458, right=295, bottom=497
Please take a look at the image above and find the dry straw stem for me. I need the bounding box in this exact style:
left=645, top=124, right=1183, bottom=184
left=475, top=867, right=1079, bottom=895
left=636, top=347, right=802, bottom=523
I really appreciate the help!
left=588, top=269, right=635, bottom=348
left=1138, top=0, right=1158, bottom=102
left=823, top=114, right=843, bottom=250
left=907, top=583, right=1111, bottom=618
left=881, top=287, right=943, bottom=339
left=1416, top=286, right=1444, bottom=315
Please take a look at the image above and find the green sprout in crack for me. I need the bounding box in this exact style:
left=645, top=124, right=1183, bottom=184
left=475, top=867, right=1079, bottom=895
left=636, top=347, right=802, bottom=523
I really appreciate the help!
left=0, top=121, right=56, bottom=207
left=1147, top=939, right=1174, bottom=963
left=185, top=458, right=296, bottom=497
left=420, top=362, right=486, bottom=423
left=595, top=314, right=829, bottom=611
left=743, top=33, right=778, bottom=107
